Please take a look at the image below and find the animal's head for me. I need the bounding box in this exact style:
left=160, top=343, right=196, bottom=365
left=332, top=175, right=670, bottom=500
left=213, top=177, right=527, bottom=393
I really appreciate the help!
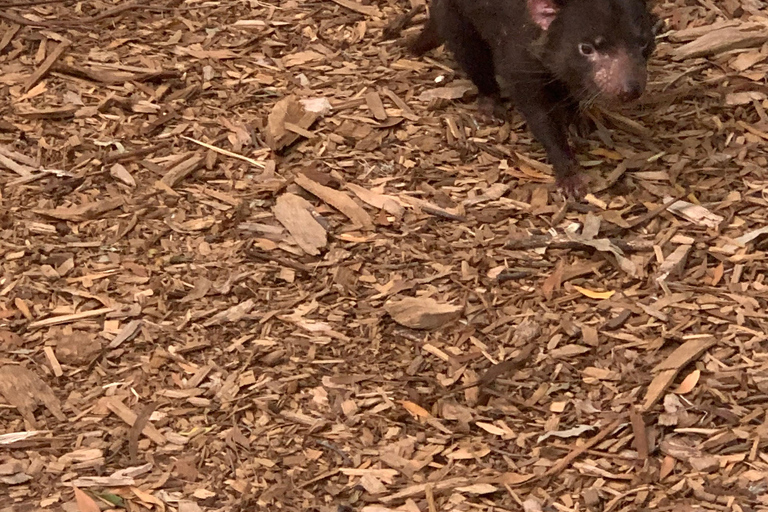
left=528, top=0, right=657, bottom=104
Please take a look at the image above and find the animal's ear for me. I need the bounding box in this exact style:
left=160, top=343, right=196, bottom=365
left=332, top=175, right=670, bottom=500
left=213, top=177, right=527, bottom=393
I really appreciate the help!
left=526, top=0, right=563, bottom=30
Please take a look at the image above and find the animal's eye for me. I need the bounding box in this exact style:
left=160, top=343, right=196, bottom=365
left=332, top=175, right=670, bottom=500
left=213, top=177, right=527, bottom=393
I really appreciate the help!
left=579, top=43, right=595, bottom=56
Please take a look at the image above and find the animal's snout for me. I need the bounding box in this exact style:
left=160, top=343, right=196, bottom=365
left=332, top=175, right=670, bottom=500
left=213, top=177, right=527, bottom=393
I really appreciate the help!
left=618, top=77, right=645, bottom=102
left=591, top=48, right=648, bottom=103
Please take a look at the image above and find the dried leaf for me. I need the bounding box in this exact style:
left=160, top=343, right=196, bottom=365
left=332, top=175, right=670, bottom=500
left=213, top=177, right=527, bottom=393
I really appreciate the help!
left=456, top=483, right=498, bottom=494
left=400, top=400, right=432, bottom=419
left=710, top=261, right=724, bottom=286
left=73, top=487, right=100, bottom=512
left=475, top=422, right=507, bottom=436
left=674, top=369, right=700, bottom=394
left=109, top=163, right=136, bottom=186
left=541, top=259, right=564, bottom=300
left=572, top=285, right=615, bottom=300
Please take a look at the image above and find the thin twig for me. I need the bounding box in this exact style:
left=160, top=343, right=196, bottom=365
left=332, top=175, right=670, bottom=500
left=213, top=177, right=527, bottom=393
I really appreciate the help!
left=181, top=135, right=266, bottom=169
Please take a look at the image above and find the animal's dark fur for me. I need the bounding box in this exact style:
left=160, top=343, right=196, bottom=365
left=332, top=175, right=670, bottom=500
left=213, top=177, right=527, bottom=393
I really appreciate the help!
left=408, top=0, right=657, bottom=197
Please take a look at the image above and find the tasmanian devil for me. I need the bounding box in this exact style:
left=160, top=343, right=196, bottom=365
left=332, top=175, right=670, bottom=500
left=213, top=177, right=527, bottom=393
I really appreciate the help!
left=408, top=0, right=657, bottom=197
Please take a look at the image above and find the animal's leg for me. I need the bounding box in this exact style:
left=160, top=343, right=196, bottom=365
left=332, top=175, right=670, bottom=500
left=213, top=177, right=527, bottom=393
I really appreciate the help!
left=438, top=5, right=506, bottom=124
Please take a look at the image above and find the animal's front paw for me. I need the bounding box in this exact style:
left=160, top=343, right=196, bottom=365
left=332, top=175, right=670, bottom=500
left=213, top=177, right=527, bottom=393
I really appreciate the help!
left=556, top=173, right=587, bottom=200
left=571, top=114, right=595, bottom=139
left=476, top=95, right=507, bottom=126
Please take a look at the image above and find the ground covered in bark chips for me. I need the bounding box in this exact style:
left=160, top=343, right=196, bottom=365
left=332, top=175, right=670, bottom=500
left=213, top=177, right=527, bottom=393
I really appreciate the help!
left=3, top=0, right=768, bottom=511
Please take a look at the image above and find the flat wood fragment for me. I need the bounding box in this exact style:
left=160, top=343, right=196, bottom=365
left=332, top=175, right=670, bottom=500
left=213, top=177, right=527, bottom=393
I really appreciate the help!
left=273, top=193, right=327, bottom=255
left=365, top=91, right=388, bottom=121
left=295, top=173, right=374, bottom=230
left=384, top=296, right=463, bottom=330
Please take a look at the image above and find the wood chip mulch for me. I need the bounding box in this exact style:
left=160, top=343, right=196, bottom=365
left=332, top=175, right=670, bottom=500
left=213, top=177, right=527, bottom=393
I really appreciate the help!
left=2, top=0, right=768, bottom=511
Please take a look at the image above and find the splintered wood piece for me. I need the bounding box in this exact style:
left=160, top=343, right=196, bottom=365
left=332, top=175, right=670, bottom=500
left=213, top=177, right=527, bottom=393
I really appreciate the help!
left=71, top=475, right=136, bottom=488
left=27, top=307, right=114, bottom=329
left=266, top=95, right=320, bottom=152
left=629, top=407, right=648, bottom=461
left=160, top=154, right=204, bottom=188
left=655, top=244, right=691, bottom=286
left=673, top=26, right=768, bottom=60
left=399, top=195, right=466, bottom=221
left=365, top=90, right=387, bottom=121
left=273, top=193, right=327, bottom=255
left=203, top=298, right=256, bottom=326
left=642, top=336, right=718, bottom=411
left=666, top=198, right=723, bottom=228
left=24, top=39, right=69, bottom=92
left=108, top=319, right=142, bottom=349
left=294, top=173, right=374, bottom=230
left=33, top=198, right=123, bottom=222
left=0, top=152, right=35, bottom=176
left=284, top=121, right=316, bottom=139
left=505, top=233, right=653, bottom=253
left=380, top=477, right=476, bottom=503
left=129, top=401, right=159, bottom=464
left=0, top=24, right=20, bottom=53
left=102, top=397, right=167, bottom=445
left=280, top=111, right=319, bottom=149
left=15, top=105, right=77, bottom=119
left=346, top=183, right=405, bottom=216
left=0, top=365, right=66, bottom=428
left=384, top=296, right=463, bottom=330
left=42, top=347, right=63, bottom=377
left=462, top=183, right=509, bottom=206
left=542, top=416, right=625, bottom=479
left=329, top=0, right=381, bottom=16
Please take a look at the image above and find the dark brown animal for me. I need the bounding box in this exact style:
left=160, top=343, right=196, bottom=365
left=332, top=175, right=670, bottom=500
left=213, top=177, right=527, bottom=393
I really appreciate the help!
left=409, top=0, right=657, bottom=197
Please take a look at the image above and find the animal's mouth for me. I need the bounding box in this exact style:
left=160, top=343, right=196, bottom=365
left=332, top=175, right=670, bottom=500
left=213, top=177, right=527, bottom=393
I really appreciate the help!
left=588, top=86, right=645, bottom=103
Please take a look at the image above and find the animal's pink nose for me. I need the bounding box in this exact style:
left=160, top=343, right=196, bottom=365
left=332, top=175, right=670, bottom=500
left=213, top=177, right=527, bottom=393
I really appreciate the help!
left=619, top=78, right=645, bottom=102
